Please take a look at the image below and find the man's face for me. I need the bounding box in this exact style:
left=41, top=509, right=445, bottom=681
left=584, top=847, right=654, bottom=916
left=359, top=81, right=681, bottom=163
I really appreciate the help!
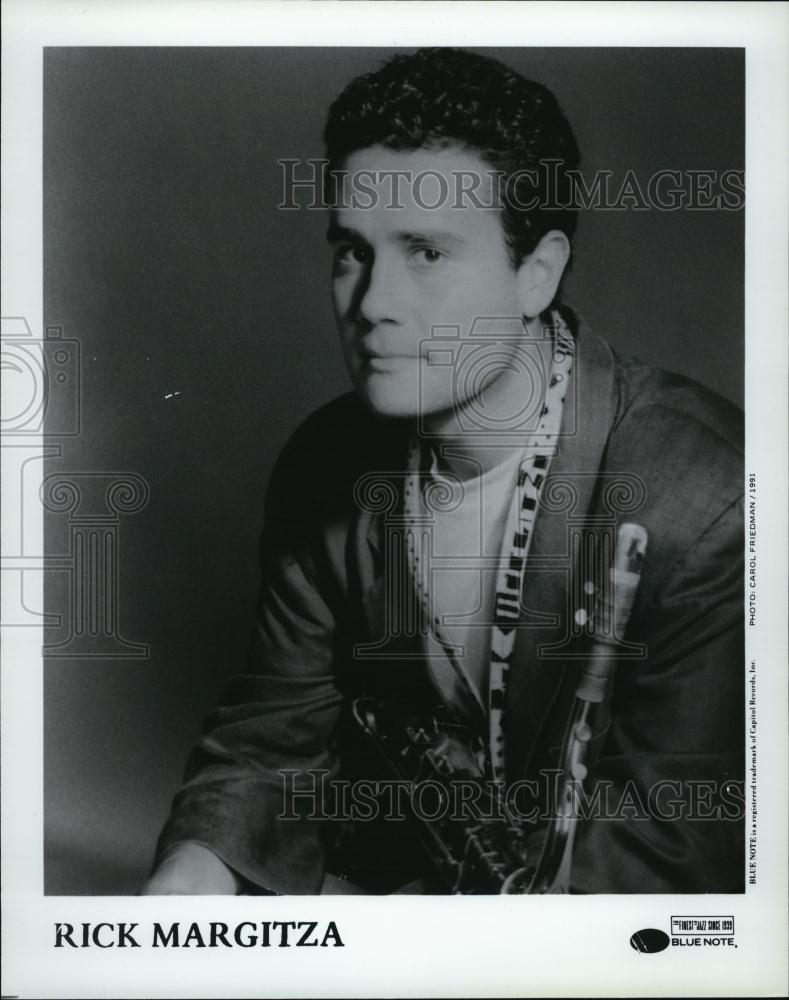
left=329, top=145, right=531, bottom=426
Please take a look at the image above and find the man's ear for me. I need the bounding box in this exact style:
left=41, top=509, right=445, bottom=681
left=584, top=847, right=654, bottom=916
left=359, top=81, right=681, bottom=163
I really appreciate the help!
left=516, top=230, right=571, bottom=318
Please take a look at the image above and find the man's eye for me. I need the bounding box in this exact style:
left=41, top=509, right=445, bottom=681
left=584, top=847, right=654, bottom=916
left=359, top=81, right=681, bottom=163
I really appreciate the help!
left=335, top=245, right=370, bottom=265
left=412, top=247, right=444, bottom=264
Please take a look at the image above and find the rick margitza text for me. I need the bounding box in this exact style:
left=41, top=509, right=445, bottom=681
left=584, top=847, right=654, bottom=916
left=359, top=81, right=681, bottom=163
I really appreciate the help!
left=54, top=920, right=345, bottom=948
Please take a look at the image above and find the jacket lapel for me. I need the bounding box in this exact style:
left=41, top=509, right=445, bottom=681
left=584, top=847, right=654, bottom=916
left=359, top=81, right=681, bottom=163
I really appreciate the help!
left=504, top=316, right=619, bottom=779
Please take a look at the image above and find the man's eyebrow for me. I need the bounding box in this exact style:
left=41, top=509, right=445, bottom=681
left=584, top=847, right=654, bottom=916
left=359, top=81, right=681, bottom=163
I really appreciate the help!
left=393, top=229, right=468, bottom=249
left=326, top=223, right=363, bottom=244
left=325, top=224, right=467, bottom=247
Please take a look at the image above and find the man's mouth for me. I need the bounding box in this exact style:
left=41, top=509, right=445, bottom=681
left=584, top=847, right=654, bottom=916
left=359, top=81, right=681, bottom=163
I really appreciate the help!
left=359, top=352, right=418, bottom=372
left=358, top=340, right=423, bottom=363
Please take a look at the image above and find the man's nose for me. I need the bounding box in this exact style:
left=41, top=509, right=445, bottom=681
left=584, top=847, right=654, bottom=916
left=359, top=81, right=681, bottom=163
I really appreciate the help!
left=355, top=254, right=404, bottom=326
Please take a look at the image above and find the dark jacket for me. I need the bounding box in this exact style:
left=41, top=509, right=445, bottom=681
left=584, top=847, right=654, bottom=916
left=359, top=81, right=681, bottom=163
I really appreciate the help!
left=156, top=311, right=744, bottom=894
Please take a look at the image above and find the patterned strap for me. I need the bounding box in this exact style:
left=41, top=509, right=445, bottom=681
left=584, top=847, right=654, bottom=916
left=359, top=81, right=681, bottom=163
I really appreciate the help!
left=488, top=315, right=575, bottom=780
left=404, top=311, right=576, bottom=782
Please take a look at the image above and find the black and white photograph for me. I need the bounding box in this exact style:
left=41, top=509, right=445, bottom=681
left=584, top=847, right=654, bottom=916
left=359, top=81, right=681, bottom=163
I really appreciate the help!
left=2, top=2, right=787, bottom=997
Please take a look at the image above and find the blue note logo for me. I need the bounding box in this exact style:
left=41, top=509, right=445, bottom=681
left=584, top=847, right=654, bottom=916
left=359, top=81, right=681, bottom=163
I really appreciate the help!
left=629, top=928, right=670, bottom=953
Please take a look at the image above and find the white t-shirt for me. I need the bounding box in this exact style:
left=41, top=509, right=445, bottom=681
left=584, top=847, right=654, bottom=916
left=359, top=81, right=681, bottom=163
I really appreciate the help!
left=420, top=447, right=523, bottom=715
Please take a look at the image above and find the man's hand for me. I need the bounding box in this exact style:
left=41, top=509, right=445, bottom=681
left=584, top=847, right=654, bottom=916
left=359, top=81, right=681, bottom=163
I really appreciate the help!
left=142, top=841, right=242, bottom=895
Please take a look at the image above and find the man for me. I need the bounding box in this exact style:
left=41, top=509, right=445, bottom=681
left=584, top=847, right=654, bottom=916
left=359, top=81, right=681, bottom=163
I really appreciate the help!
left=145, top=48, right=744, bottom=895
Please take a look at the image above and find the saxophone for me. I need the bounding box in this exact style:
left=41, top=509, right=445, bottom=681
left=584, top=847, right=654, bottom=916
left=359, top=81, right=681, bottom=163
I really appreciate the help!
left=352, top=522, right=648, bottom=894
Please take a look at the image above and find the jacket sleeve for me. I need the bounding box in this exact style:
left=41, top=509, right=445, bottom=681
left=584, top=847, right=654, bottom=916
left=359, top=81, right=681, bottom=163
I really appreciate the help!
left=570, top=494, right=745, bottom=892
left=154, top=441, right=345, bottom=894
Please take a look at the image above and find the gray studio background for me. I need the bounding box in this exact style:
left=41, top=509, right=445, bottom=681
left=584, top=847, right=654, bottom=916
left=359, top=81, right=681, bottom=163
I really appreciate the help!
left=43, top=47, right=744, bottom=893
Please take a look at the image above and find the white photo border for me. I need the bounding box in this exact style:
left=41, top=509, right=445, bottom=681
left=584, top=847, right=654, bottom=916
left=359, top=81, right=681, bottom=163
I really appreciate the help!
left=2, top=2, right=787, bottom=997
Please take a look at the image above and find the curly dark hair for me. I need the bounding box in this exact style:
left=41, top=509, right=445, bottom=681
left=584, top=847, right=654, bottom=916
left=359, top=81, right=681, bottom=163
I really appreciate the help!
left=323, top=47, right=580, bottom=269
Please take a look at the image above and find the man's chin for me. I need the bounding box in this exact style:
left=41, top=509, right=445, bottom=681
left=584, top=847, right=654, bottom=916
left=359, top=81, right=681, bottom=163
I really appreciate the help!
left=355, top=390, right=419, bottom=420
left=353, top=378, right=422, bottom=420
